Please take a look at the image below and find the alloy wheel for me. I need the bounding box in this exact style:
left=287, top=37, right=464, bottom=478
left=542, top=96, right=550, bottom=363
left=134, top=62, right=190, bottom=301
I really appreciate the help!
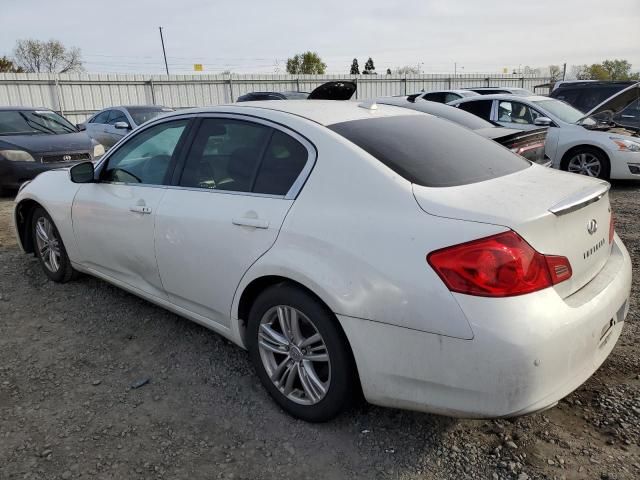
left=257, top=305, right=331, bottom=405
left=34, top=216, right=62, bottom=273
left=567, top=152, right=602, bottom=177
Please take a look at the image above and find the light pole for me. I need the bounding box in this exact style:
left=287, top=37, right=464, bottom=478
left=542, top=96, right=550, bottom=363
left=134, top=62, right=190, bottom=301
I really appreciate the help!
left=159, top=26, right=169, bottom=75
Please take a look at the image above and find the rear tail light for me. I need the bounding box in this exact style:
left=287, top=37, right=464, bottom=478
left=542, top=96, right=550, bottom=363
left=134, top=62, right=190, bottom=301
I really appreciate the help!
left=427, top=231, right=572, bottom=297
left=609, top=213, right=615, bottom=244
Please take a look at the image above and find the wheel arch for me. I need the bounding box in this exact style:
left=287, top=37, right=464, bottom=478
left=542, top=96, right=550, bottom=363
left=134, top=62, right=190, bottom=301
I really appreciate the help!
left=234, top=273, right=362, bottom=394
left=560, top=144, right=611, bottom=176
left=14, top=198, right=45, bottom=254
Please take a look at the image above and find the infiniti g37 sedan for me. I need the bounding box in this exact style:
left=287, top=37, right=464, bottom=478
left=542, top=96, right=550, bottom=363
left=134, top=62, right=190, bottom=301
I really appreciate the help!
left=14, top=101, right=632, bottom=422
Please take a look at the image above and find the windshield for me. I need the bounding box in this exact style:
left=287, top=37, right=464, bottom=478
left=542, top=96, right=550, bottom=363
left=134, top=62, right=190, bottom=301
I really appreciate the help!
left=127, top=107, right=173, bottom=126
left=0, top=110, right=77, bottom=135
left=531, top=99, right=595, bottom=125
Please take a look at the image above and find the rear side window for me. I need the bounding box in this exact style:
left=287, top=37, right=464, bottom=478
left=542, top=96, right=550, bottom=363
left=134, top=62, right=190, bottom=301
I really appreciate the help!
left=179, top=118, right=308, bottom=195
left=328, top=115, right=529, bottom=187
left=457, top=100, right=493, bottom=121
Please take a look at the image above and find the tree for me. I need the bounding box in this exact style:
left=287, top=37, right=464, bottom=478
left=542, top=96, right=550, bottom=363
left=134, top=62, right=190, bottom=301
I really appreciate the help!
left=349, top=58, right=360, bottom=75
left=394, top=65, right=420, bottom=75
left=13, top=39, right=83, bottom=73
left=0, top=56, right=24, bottom=73
left=386, top=68, right=392, bottom=75
left=286, top=51, right=326, bottom=75
left=363, top=57, right=375, bottom=74
left=602, top=59, right=633, bottom=80
left=548, top=65, right=562, bottom=82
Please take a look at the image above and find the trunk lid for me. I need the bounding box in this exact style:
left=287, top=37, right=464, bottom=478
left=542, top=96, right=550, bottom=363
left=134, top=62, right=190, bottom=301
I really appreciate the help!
left=414, top=167, right=613, bottom=298
left=478, top=127, right=549, bottom=165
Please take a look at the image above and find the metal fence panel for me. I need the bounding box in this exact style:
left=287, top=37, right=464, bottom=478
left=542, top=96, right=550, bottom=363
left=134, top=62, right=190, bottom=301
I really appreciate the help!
left=0, top=73, right=551, bottom=125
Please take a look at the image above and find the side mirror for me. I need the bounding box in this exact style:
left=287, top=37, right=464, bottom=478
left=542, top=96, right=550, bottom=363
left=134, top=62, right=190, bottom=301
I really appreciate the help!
left=114, top=121, right=131, bottom=130
left=69, top=161, right=95, bottom=184
left=534, top=117, right=553, bottom=126
left=76, top=123, right=86, bottom=131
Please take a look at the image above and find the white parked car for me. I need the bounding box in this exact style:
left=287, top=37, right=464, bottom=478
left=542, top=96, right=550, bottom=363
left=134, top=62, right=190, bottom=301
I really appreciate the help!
left=14, top=101, right=631, bottom=422
left=449, top=84, right=640, bottom=179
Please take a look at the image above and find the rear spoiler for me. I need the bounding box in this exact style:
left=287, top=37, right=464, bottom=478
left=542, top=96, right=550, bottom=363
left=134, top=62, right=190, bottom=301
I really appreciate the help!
left=548, top=182, right=610, bottom=216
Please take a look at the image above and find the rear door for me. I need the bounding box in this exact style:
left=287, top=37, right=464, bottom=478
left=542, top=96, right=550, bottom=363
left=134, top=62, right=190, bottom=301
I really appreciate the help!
left=72, top=118, right=191, bottom=298
left=154, top=115, right=314, bottom=327
left=85, top=110, right=111, bottom=146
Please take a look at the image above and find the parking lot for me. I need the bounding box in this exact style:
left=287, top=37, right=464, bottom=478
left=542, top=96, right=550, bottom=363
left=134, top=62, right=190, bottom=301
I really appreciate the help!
left=0, top=183, right=637, bottom=480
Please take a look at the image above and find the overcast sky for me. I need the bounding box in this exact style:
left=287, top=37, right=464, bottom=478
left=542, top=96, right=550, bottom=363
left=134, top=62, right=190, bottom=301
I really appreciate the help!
left=1, top=0, right=639, bottom=75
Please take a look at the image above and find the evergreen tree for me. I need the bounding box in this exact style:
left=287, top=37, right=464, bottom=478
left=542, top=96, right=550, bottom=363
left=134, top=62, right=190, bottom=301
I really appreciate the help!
left=350, top=58, right=360, bottom=75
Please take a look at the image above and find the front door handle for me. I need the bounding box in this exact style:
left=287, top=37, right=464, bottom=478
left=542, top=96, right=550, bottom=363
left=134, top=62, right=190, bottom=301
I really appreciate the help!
left=130, top=205, right=152, bottom=214
left=232, top=217, right=269, bottom=229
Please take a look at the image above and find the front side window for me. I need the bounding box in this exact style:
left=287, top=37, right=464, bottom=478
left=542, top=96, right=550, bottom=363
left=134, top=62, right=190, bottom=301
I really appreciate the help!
left=91, top=110, right=111, bottom=124
left=497, top=101, right=535, bottom=124
left=457, top=100, right=493, bottom=121
left=179, top=118, right=308, bottom=195
left=107, top=109, right=128, bottom=126
left=101, top=120, right=188, bottom=185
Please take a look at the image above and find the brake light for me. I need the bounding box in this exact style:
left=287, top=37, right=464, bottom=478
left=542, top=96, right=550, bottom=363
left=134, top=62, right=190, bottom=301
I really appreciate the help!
left=427, top=231, right=572, bottom=297
left=609, top=213, right=615, bottom=244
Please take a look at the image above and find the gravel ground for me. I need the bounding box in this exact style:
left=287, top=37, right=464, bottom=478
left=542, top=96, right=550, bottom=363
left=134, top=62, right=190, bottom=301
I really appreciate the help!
left=0, top=184, right=638, bottom=480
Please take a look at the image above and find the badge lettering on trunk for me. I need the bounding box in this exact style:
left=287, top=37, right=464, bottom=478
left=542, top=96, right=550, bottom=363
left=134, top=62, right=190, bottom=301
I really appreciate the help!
left=587, top=219, right=598, bottom=235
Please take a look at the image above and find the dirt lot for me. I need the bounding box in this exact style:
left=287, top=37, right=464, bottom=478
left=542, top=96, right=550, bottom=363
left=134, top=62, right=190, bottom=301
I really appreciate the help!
left=0, top=185, right=639, bottom=480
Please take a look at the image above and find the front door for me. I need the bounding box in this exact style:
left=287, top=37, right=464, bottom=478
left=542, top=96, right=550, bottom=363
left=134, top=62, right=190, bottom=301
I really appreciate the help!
left=155, top=116, right=313, bottom=326
left=72, top=118, right=190, bottom=298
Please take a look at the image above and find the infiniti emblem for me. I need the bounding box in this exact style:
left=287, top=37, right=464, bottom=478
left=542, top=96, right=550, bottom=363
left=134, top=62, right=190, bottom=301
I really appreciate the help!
left=587, top=219, right=598, bottom=235
left=62, top=154, right=72, bottom=161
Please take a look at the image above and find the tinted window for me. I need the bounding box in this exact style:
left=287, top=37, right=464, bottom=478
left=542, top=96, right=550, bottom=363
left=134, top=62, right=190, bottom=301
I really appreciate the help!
left=0, top=110, right=76, bottom=135
left=458, top=100, right=493, bottom=121
left=328, top=115, right=529, bottom=187
left=107, top=110, right=128, bottom=125
left=253, top=131, right=308, bottom=195
left=91, top=110, right=111, bottom=124
left=179, top=119, right=271, bottom=192
left=102, top=120, right=188, bottom=185
left=422, top=92, right=446, bottom=103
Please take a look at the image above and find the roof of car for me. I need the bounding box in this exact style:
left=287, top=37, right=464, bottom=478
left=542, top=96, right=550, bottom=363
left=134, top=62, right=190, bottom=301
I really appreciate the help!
left=161, top=100, right=424, bottom=126
left=0, top=106, right=49, bottom=111
left=453, top=94, right=548, bottom=103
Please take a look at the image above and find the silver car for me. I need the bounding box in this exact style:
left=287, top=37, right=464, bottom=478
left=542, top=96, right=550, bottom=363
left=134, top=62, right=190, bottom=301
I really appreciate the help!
left=79, top=105, right=174, bottom=149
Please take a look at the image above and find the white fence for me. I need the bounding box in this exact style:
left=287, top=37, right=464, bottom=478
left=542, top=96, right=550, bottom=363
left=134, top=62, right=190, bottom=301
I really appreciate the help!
left=0, top=73, right=552, bottom=124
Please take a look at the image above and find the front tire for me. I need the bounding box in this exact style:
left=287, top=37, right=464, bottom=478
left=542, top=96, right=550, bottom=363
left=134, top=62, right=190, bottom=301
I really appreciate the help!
left=31, top=207, right=77, bottom=283
left=561, top=147, right=610, bottom=179
left=247, top=283, right=355, bottom=422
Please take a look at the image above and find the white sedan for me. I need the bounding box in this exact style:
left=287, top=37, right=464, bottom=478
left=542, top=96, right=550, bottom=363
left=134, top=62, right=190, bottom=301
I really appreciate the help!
left=13, top=101, right=631, bottom=422
left=449, top=83, right=640, bottom=179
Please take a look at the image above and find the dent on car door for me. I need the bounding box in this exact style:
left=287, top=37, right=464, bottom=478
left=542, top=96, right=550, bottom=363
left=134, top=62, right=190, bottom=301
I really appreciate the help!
left=154, top=117, right=313, bottom=327
left=71, top=119, right=190, bottom=298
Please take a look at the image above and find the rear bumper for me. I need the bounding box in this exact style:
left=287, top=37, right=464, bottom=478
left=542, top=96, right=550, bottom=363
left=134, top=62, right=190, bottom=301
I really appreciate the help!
left=339, top=234, right=632, bottom=418
left=0, top=160, right=78, bottom=190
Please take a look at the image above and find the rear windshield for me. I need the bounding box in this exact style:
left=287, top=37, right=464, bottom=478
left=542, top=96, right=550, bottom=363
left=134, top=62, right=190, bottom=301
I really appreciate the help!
left=328, top=115, right=529, bottom=187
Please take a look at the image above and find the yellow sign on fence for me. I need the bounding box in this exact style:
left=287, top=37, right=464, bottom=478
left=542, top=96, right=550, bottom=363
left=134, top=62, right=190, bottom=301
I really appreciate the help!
left=194, top=64, right=203, bottom=72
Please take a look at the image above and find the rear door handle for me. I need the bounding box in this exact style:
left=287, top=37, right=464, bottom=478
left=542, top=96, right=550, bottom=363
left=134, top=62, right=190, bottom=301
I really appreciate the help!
left=232, top=217, right=269, bottom=229
left=130, top=205, right=152, bottom=214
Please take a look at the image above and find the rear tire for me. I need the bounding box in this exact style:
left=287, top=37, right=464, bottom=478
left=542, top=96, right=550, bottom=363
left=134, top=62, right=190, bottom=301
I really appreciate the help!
left=247, top=283, right=355, bottom=422
left=31, top=207, right=77, bottom=283
left=561, top=147, right=610, bottom=179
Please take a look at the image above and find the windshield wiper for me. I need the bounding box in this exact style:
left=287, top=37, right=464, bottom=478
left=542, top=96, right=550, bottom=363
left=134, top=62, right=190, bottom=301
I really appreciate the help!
left=18, top=112, right=57, bottom=134
left=31, top=112, right=76, bottom=133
